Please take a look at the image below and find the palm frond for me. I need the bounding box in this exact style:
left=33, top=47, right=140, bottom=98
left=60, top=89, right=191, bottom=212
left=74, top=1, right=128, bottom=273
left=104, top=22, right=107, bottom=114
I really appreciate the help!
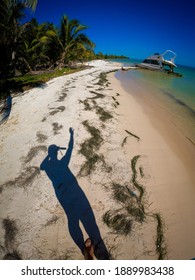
left=23, top=0, right=37, bottom=11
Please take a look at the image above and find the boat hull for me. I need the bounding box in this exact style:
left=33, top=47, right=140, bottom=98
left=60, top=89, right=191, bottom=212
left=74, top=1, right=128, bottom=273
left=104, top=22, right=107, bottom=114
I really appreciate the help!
left=136, top=63, right=163, bottom=71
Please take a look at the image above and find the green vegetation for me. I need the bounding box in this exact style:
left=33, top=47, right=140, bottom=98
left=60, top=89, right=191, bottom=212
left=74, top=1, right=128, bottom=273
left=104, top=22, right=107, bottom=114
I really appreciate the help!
left=95, top=52, right=129, bottom=60
left=0, top=67, right=84, bottom=100
left=0, top=1, right=95, bottom=79
left=57, top=15, right=95, bottom=66
left=0, top=1, right=96, bottom=99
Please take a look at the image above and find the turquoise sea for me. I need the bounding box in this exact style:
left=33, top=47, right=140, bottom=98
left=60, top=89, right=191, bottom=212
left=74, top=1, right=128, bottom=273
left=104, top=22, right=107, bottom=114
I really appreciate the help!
left=112, top=59, right=195, bottom=143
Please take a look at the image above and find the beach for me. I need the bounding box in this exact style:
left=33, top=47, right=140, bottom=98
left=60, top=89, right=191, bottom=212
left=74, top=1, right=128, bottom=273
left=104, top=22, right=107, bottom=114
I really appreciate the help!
left=0, top=60, right=194, bottom=260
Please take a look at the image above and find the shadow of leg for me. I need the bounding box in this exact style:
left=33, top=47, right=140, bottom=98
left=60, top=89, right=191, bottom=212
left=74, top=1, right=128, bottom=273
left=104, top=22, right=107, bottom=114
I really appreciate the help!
left=68, top=216, right=85, bottom=252
left=81, top=211, right=110, bottom=260
left=93, top=239, right=110, bottom=260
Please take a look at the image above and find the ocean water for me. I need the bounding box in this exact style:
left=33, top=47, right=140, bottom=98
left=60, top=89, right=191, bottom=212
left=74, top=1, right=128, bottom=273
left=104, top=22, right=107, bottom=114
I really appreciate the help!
left=112, top=59, right=195, bottom=143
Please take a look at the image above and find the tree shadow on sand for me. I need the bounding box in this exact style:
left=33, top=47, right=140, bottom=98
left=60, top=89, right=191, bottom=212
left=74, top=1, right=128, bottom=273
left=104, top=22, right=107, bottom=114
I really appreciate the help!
left=40, top=127, right=110, bottom=260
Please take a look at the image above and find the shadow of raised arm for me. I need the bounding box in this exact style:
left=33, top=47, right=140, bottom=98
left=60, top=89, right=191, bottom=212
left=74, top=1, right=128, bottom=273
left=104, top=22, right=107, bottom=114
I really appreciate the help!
left=61, top=127, right=74, bottom=167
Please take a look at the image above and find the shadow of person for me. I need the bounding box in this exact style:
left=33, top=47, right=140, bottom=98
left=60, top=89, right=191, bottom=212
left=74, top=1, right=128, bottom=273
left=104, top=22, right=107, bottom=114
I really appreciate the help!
left=40, top=127, right=110, bottom=260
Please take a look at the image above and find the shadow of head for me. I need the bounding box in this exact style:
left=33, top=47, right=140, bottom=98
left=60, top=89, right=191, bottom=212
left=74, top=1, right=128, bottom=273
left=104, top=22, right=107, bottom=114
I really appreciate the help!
left=48, top=144, right=59, bottom=158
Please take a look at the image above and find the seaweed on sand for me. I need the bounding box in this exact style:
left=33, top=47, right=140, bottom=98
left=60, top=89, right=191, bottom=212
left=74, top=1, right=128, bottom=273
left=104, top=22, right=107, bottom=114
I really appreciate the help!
left=153, top=213, right=167, bottom=260
left=52, top=122, right=63, bottom=135
left=23, top=145, right=47, bottom=163
left=3, top=218, right=17, bottom=249
left=49, top=106, right=65, bottom=115
left=45, top=215, right=59, bottom=227
left=103, top=210, right=132, bottom=236
left=96, top=72, right=109, bottom=87
left=121, top=136, right=128, bottom=147
left=36, top=132, right=48, bottom=143
left=78, top=120, right=111, bottom=176
left=79, top=99, right=92, bottom=111
left=1, top=166, right=40, bottom=190
left=78, top=121, right=103, bottom=176
left=3, top=251, right=22, bottom=260
left=111, top=183, right=145, bottom=223
left=96, top=71, right=117, bottom=87
left=96, top=106, right=113, bottom=122
left=2, top=218, right=22, bottom=259
left=131, top=155, right=145, bottom=201
left=102, top=153, right=167, bottom=258
left=80, top=97, right=113, bottom=122
left=89, top=90, right=105, bottom=99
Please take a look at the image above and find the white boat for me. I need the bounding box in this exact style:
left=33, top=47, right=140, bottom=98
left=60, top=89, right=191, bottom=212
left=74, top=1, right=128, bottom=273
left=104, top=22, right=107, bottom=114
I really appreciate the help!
left=137, top=50, right=177, bottom=72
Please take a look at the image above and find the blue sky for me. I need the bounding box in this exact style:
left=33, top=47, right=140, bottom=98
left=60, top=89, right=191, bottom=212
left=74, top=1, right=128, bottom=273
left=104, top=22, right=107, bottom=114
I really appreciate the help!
left=24, top=0, right=195, bottom=67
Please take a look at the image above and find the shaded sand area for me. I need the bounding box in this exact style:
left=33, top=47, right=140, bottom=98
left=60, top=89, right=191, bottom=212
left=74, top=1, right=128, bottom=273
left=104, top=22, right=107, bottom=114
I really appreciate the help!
left=0, top=60, right=194, bottom=260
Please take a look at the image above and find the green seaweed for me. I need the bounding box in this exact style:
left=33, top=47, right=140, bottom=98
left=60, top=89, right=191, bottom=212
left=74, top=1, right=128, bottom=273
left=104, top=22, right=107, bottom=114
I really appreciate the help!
left=103, top=210, right=132, bottom=236
left=131, top=155, right=145, bottom=201
left=154, top=213, right=167, bottom=260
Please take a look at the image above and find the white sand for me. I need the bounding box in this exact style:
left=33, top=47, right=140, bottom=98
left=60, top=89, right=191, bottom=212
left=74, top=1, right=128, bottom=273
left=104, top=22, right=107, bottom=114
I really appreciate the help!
left=0, top=60, right=194, bottom=260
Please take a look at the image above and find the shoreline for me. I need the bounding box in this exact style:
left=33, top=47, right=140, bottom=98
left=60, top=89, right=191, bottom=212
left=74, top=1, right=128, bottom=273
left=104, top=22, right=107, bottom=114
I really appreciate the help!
left=0, top=60, right=194, bottom=260
left=111, top=70, right=195, bottom=259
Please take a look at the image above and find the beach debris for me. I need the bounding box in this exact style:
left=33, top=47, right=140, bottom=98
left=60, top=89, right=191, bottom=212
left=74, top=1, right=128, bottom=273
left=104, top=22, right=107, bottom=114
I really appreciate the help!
left=125, top=129, right=140, bottom=142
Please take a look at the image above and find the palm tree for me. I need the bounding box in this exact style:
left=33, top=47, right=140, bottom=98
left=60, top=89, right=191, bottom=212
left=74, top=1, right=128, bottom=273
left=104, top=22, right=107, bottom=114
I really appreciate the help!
left=58, top=15, right=95, bottom=65
left=24, top=0, right=37, bottom=10
left=0, top=0, right=37, bottom=14
left=0, top=0, right=37, bottom=76
left=0, top=1, right=26, bottom=76
left=21, top=21, right=60, bottom=70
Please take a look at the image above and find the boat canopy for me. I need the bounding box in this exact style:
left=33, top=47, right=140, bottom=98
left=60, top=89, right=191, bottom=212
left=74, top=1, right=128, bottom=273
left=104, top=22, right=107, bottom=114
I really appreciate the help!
left=161, top=50, right=177, bottom=66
